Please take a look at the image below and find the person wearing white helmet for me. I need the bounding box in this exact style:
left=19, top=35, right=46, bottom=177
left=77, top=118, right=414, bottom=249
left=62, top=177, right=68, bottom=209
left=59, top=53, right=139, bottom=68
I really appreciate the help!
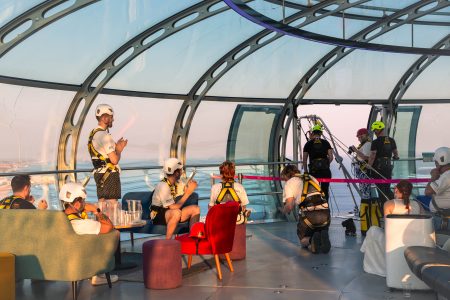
left=425, top=147, right=450, bottom=229
left=60, top=182, right=119, bottom=286
left=151, top=158, right=200, bottom=239
left=88, top=104, right=128, bottom=203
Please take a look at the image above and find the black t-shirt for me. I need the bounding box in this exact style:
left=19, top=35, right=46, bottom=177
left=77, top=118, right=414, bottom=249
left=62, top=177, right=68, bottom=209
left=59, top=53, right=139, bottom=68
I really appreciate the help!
left=0, top=196, right=36, bottom=209
left=303, top=138, right=332, bottom=161
left=370, top=136, right=397, bottom=159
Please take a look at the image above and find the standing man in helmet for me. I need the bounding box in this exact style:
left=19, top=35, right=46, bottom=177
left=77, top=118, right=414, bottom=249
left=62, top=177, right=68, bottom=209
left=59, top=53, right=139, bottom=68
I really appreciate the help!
left=151, top=158, right=200, bottom=239
left=349, top=128, right=374, bottom=235
left=88, top=104, right=127, bottom=203
left=368, top=121, right=399, bottom=206
left=303, top=124, right=334, bottom=201
left=425, top=147, right=450, bottom=229
left=59, top=182, right=119, bottom=286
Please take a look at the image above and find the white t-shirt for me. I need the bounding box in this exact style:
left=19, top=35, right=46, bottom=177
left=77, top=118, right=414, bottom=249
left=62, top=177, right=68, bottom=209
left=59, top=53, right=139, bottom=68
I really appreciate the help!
left=282, top=177, right=304, bottom=205
left=391, top=199, right=421, bottom=215
left=70, top=219, right=101, bottom=235
left=357, top=141, right=371, bottom=162
left=210, top=182, right=249, bottom=207
left=152, top=180, right=185, bottom=208
left=91, top=126, right=119, bottom=173
left=430, top=169, right=450, bottom=211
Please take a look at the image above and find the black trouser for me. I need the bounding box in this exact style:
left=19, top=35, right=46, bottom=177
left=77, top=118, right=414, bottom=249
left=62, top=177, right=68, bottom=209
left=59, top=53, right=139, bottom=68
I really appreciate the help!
left=373, top=158, right=393, bottom=207
left=297, top=209, right=330, bottom=240
left=310, top=169, right=332, bottom=201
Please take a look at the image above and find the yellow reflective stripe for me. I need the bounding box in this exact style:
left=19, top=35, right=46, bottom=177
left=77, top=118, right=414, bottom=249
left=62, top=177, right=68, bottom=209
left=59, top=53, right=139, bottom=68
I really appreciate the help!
left=0, top=196, right=19, bottom=209
left=216, top=182, right=239, bottom=203
left=301, top=180, right=309, bottom=204
left=67, top=212, right=88, bottom=221
left=88, top=128, right=116, bottom=170
left=308, top=180, right=325, bottom=197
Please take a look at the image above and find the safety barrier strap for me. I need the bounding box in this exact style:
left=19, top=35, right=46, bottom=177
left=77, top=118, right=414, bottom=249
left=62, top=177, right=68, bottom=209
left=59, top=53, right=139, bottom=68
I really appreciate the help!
left=210, top=174, right=430, bottom=184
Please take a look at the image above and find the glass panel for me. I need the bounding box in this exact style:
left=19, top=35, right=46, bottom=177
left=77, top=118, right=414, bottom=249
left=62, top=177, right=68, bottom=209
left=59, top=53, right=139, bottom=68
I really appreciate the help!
left=306, top=49, right=420, bottom=100
left=227, top=104, right=283, bottom=221
left=403, top=56, right=450, bottom=99
left=107, top=2, right=299, bottom=94
left=0, top=0, right=44, bottom=28
left=77, top=95, right=182, bottom=166
left=392, top=106, right=421, bottom=179
left=0, top=83, right=75, bottom=207
left=414, top=104, right=450, bottom=179
left=0, top=0, right=200, bottom=83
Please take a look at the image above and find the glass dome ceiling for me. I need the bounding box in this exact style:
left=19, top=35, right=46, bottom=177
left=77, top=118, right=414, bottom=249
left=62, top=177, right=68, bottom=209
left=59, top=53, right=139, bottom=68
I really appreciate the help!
left=0, top=0, right=449, bottom=101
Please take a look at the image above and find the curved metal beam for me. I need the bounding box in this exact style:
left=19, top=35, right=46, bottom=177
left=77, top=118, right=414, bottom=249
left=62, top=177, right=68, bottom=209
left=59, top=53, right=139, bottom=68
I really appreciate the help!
left=275, top=0, right=450, bottom=163
left=266, top=0, right=450, bottom=26
left=56, top=0, right=230, bottom=185
left=224, top=0, right=450, bottom=56
left=0, top=0, right=99, bottom=59
left=170, top=0, right=372, bottom=162
left=388, top=33, right=450, bottom=127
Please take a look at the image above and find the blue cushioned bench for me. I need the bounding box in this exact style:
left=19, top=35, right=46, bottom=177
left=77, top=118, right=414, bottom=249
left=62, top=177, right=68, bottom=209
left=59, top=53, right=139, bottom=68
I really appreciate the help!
left=404, top=246, right=450, bottom=299
left=121, top=191, right=198, bottom=245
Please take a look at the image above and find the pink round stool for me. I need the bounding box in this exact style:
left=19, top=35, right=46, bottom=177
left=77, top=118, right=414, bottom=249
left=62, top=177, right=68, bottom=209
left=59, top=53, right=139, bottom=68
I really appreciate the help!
left=142, top=239, right=181, bottom=289
left=229, top=223, right=246, bottom=260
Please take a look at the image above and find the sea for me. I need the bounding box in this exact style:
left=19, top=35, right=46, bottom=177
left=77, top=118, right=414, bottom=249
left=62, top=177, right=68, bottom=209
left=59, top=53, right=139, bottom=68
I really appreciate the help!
left=0, top=158, right=433, bottom=221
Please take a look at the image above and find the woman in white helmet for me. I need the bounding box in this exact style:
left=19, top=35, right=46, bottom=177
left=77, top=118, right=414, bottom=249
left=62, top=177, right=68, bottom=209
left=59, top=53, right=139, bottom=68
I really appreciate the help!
left=425, top=147, right=450, bottom=230
left=151, top=158, right=200, bottom=239
left=60, top=182, right=119, bottom=286
left=88, top=104, right=128, bottom=203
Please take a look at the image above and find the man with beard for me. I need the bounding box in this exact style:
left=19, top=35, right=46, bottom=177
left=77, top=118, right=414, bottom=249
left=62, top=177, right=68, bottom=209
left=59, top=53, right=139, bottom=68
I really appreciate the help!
left=151, top=158, right=200, bottom=239
left=88, top=104, right=127, bottom=204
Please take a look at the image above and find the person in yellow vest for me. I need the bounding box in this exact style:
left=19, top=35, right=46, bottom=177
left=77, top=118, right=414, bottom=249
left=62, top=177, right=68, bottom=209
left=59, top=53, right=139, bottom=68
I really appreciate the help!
left=0, top=175, right=48, bottom=210
left=60, top=182, right=118, bottom=286
left=151, top=158, right=200, bottom=239
left=88, top=104, right=127, bottom=203
left=279, top=164, right=331, bottom=254
left=209, top=160, right=249, bottom=223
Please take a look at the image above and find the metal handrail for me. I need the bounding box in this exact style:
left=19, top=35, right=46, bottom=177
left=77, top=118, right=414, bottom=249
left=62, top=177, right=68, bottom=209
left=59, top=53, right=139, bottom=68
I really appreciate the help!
left=0, top=161, right=302, bottom=177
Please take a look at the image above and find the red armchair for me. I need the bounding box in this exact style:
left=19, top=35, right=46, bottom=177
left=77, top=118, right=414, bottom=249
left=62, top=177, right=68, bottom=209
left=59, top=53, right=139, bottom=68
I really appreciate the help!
left=175, top=202, right=240, bottom=280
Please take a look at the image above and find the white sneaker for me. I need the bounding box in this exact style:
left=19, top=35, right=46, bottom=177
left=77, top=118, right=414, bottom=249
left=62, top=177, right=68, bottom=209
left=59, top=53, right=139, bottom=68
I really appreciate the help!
left=91, top=274, right=119, bottom=286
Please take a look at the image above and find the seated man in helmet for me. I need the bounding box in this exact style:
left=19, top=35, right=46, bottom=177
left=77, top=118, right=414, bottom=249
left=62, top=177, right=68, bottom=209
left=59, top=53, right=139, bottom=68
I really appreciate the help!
left=425, top=147, right=450, bottom=230
left=60, top=182, right=119, bottom=286
left=88, top=104, right=128, bottom=203
left=151, top=158, right=200, bottom=239
left=0, top=175, right=48, bottom=210
left=368, top=121, right=399, bottom=207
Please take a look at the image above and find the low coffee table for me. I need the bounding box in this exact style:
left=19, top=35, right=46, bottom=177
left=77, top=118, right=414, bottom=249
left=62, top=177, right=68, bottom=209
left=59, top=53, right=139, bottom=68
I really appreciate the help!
left=114, top=220, right=146, bottom=270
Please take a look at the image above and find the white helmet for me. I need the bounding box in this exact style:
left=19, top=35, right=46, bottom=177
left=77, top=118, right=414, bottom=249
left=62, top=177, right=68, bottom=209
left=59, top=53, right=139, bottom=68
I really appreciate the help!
left=59, top=182, right=87, bottom=203
left=95, top=104, right=114, bottom=117
left=163, top=158, right=183, bottom=175
left=433, top=147, right=450, bottom=166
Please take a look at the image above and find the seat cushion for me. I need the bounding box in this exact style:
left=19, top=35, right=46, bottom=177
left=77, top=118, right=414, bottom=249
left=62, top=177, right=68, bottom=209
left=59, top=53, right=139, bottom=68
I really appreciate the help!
left=421, top=265, right=450, bottom=299
left=176, top=234, right=213, bottom=255
left=404, top=246, right=450, bottom=279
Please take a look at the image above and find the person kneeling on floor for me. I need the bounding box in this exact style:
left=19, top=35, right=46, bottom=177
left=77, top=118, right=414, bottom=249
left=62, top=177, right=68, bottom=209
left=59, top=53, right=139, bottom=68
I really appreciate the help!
left=280, top=164, right=331, bottom=254
left=60, top=182, right=119, bottom=286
